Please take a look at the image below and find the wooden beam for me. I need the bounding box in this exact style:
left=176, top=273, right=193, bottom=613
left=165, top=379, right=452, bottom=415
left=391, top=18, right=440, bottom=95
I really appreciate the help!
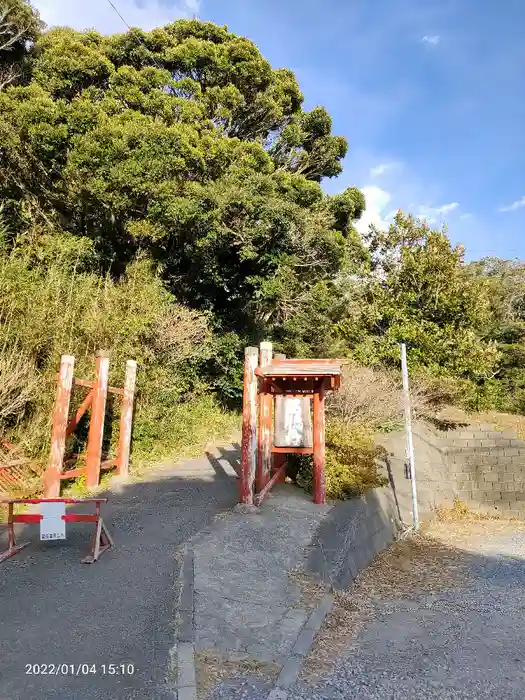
left=256, top=342, right=273, bottom=494
left=85, top=351, right=109, bottom=489
left=240, top=347, right=259, bottom=505
left=116, top=359, right=137, bottom=478
left=45, top=355, right=75, bottom=498
left=312, top=384, right=326, bottom=504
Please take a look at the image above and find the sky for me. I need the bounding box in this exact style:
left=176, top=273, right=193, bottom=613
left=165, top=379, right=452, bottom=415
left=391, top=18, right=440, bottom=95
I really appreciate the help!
left=32, top=0, right=525, bottom=261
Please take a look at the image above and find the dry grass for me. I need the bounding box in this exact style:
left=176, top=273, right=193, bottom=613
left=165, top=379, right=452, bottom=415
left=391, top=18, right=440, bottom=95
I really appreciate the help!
left=194, top=650, right=280, bottom=699
left=434, top=496, right=517, bottom=523
left=436, top=405, right=525, bottom=440
left=0, top=347, right=39, bottom=428
left=474, top=411, right=525, bottom=440
left=327, top=362, right=433, bottom=431
left=427, top=517, right=525, bottom=548
left=288, top=567, right=330, bottom=612
left=301, top=529, right=473, bottom=683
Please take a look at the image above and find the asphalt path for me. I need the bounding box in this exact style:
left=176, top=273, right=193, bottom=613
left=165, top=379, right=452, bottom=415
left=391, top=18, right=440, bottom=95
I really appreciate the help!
left=0, top=447, right=239, bottom=700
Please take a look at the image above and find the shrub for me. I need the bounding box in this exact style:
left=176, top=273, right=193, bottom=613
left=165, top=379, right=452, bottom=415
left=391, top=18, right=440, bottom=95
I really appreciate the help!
left=290, top=420, right=388, bottom=501
left=0, top=229, right=239, bottom=483
left=0, top=346, right=39, bottom=429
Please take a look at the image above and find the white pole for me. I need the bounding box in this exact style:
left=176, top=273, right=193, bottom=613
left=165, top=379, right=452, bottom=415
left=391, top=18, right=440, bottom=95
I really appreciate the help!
left=400, top=343, right=419, bottom=531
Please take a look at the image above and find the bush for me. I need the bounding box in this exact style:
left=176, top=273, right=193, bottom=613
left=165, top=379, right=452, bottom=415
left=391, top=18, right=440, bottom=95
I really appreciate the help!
left=0, top=346, right=39, bottom=430
left=290, top=420, right=388, bottom=501
left=0, top=229, right=239, bottom=482
left=327, top=361, right=433, bottom=432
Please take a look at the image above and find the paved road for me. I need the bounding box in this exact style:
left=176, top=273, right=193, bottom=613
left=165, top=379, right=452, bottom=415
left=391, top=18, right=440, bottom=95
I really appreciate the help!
left=0, top=446, right=239, bottom=700
left=290, top=526, right=525, bottom=700
left=206, top=523, right=525, bottom=700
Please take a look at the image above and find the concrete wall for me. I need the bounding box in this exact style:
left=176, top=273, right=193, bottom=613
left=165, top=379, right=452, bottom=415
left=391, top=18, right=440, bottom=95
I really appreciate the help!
left=306, top=485, right=405, bottom=589
left=297, top=416, right=525, bottom=590
left=378, top=419, right=525, bottom=520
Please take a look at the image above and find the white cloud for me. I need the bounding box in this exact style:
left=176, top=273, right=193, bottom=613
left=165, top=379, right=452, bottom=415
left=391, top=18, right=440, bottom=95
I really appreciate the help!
left=438, top=201, right=459, bottom=214
left=355, top=186, right=396, bottom=234
left=459, top=212, right=473, bottom=221
left=498, top=196, right=525, bottom=213
left=421, top=35, right=440, bottom=45
left=415, top=201, right=459, bottom=223
left=370, top=161, right=401, bottom=177
left=33, top=0, right=199, bottom=34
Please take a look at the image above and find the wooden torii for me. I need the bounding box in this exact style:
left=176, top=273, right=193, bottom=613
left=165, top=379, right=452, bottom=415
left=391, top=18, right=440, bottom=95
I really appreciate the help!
left=240, top=342, right=342, bottom=506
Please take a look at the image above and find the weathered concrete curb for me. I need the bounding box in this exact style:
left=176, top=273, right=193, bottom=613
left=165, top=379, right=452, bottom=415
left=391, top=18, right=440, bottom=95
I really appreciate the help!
left=177, top=547, right=197, bottom=700
left=267, top=593, right=334, bottom=697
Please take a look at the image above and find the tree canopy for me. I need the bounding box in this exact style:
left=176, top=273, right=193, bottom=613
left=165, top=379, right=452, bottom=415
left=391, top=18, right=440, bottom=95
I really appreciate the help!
left=0, top=17, right=365, bottom=341
left=0, top=6, right=524, bottom=417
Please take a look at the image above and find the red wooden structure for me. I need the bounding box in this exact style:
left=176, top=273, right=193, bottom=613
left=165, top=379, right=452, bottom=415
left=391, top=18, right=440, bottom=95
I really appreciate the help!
left=0, top=497, right=113, bottom=564
left=240, top=342, right=341, bottom=506
left=0, top=441, right=32, bottom=494
left=44, top=351, right=137, bottom=497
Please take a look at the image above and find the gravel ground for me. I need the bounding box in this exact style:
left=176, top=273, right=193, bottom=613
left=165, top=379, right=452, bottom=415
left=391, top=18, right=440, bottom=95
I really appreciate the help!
left=205, top=522, right=525, bottom=700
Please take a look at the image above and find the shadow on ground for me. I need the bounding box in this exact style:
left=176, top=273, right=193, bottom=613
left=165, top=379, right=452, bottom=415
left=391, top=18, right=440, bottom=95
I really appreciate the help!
left=205, top=524, right=525, bottom=700
left=0, top=443, right=241, bottom=700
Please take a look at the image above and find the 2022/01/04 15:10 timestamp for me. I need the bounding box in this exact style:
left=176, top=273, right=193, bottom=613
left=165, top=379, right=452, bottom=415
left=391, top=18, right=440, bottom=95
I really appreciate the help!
left=25, top=664, right=136, bottom=676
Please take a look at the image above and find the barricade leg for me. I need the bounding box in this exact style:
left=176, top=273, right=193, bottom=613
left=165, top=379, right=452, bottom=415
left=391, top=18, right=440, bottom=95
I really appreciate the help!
left=0, top=503, right=30, bottom=563
left=81, top=504, right=113, bottom=564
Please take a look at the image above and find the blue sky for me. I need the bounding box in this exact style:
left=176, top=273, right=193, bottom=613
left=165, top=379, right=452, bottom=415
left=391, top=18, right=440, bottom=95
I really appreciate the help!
left=33, top=0, right=525, bottom=261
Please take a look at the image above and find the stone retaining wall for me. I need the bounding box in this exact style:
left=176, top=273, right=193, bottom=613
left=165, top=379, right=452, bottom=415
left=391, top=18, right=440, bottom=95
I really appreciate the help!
left=306, top=486, right=405, bottom=589
left=378, top=419, right=525, bottom=520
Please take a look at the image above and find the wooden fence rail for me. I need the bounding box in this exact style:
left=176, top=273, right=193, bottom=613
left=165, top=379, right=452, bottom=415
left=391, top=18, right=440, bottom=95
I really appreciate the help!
left=44, top=351, right=137, bottom=498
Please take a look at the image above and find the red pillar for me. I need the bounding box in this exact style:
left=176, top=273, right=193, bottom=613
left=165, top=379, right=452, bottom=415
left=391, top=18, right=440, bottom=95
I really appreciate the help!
left=85, top=350, right=109, bottom=489
left=272, top=353, right=287, bottom=483
left=44, top=354, right=75, bottom=497
left=240, top=347, right=259, bottom=504
left=117, top=359, right=137, bottom=479
left=256, top=342, right=273, bottom=494
left=312, top=382, right=326, bottom=505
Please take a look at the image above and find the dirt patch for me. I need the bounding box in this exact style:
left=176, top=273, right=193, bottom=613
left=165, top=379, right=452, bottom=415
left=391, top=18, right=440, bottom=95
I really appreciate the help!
left=288, top=567, right=330, bottom=612
left=194, top=650, right=280, bottom=699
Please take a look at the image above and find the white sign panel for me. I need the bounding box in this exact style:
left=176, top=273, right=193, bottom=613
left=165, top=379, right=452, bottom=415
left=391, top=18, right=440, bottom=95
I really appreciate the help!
left=274, top=397, right=313, bottom=448
left=283, top=398, right=305, bottom=447
left=40, top=501, right=66, bottom=541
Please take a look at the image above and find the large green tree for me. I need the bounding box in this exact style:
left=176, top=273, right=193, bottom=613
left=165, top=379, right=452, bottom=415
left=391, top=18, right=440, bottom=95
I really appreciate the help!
left=0, top=18, right=365, bottom=340
left=467, top=258, right=525, bottom=411
left=336, top=213, right=500, bottom=383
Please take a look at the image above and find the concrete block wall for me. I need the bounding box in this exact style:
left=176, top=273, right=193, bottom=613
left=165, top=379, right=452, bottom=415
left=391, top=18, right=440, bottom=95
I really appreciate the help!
left=442, top=424, right=525, bottom=518
left=378, top=420, right=525, bottom=520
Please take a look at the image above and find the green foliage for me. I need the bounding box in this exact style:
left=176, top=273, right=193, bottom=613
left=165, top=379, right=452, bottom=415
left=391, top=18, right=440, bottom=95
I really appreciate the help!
left=337, top=212, right=499, bottom=385
left=0, top=226, right=228, bottom=464
left=0, top=18, right=361, bottom=343
left=2, top=10, right=525, bottom=500
left=289, top=421, right=388, bottom=501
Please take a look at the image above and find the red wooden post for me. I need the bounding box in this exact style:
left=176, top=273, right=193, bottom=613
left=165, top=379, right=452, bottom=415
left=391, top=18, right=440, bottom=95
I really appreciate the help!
left=256, top=341, right=273, bottom=494
left=312, top=381, right=326, bottom=505
left=44, top=354, right=75, bottom=498
left=117, top=359, right=137, bottom=479
left=240, top=347, right=259, bottom=504
left=272, top=353, right=287, bottom=484
left=85, top=350, right=110, bottom=489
